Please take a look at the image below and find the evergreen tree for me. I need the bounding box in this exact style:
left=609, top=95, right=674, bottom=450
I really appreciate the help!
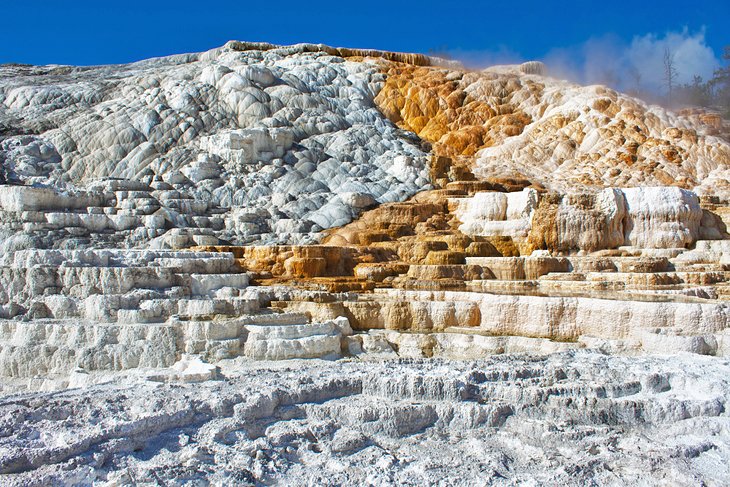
left=711, top=46, right=730, bottom=118
left=676, top=75, right=712, bottom=107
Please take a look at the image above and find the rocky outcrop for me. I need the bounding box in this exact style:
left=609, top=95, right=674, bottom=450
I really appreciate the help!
left=0, top=43, right=727, bottom=370
left=622, top=186, right=703, bottom=248
left=453, top=186, right=722, bottom=253
left=0, top=43, right=432, bottom=247
left=1, top=40, right=730, bottom=485
left=244, top=315, right=352, bottom=360
left=0, top=246, right=366, bottom=380
left=373, top=61, right=730, bottom=198
left=2, top=353, right=730, bottom=485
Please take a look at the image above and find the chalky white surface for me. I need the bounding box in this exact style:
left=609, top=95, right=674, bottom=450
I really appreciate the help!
left=1, top=352, right=729, bottom=486
left=0, top=43, right=430, bottom=248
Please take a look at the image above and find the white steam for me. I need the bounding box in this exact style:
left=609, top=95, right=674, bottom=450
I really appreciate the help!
left=451, top=28, right=722, bottom=97
left=626, top=28, right=720, bottom=91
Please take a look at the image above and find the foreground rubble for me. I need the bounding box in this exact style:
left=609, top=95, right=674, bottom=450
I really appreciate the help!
left=1, top=353, right=729, bottom=486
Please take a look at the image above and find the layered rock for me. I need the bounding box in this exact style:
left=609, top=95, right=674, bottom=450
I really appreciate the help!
left=1, top=40, right=730, bottom=485
left=0, top=42, right=434, bottom=247
left=1, top=42, right=727, bottom=370
left=2, top=353, right=730, bottom=485
left=243, top=315, right=352, bottom=360
left=452, top=186, right=722, bottom=253
left=0, top=246, right=368, bottom=384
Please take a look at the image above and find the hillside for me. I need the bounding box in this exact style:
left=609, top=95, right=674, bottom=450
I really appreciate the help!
left=1, top=42, right=730, bottom=485
left=1, top=41, right=729, bottom=251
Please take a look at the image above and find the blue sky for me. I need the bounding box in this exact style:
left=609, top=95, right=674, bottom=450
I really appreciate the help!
left=1, top=0, right=728, bottom=91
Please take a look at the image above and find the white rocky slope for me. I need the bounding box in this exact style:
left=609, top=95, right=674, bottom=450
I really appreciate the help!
left=0, top=42, right=431, bottom=248
left=1, top=352, right=729, bottom=486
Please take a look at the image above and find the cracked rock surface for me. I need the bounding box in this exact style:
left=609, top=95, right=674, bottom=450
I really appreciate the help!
left=1, top=41, right=730, bottom=485
left=0, top=42, right=431, bottom=247
left=1, top=351, right=729, bottom=486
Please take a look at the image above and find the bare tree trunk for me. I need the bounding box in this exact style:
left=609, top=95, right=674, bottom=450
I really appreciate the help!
left=664, top=47, right=678, bottom=106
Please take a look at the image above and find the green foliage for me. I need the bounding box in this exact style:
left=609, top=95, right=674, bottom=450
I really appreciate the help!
left=675, top=75, right=712, bottom=107
left=712, top=46, right=730, bottom=118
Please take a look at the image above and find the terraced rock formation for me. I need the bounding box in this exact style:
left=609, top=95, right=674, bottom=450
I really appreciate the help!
left=1, top=42, right=730, bottom=484
left=375, top=60, right=730, bottom=195
left=0, top=42, right=436, bottom=248
left=3, top=353, right=730, bottom=486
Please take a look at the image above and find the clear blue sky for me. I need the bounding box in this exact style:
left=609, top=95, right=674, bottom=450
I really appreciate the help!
left=1, top=0, right=728, bottom=66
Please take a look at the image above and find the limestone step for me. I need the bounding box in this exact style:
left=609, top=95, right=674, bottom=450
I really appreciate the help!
left=243, top=333, right=342, bottom=360
left=1, top=249, right=237, bottom=268
left=464, top=257, right=570, bottom=280
left=175, top=319, right=245, bottom=359
left=695, top=240, right=730, bottom=252
left=673, top=241, right=730, bottom=265
left=150, top=256, right=237, bottom=274
left=242, top=316, right=351, bottom=360
left=117, top=306, right=170, bottom=324
left=176, top=298, right=259, bottom=318
left=392, top=277, right=467, bottom=290
left=585, top=271, right=728, bottom=286
left=406, top=265, right=492, bottom=281
left=671, top=263, right=728, bottom=272
left=237, top=312, right=311, bottom=326
left=190, top=273, right=249, bottom=297
left=353, top=263, right=410, bottom=282
left=245, top=321, right=336, bottom=340
left=0, top=320, right=179, bottom=377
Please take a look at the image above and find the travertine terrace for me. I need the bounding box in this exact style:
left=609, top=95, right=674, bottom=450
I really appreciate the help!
left=1, top=41, right=729, bottom=485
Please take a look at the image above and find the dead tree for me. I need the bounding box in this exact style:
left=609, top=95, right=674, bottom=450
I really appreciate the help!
left=663, top=47, right=678, bottom=106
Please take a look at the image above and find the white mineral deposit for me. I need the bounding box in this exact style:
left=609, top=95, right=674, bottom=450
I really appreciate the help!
left=0, top=39, right=729, bottom=485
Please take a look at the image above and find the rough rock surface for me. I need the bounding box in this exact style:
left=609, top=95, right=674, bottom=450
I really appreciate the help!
left=0, top=42, right=432, bottom=248
left=375, top=61, right=730, bottom=196
left=2, top=353, right=730, bottom=486
left=451, top=185, right=718, bottom=252
left=2, top=41, right=730, bottom=485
